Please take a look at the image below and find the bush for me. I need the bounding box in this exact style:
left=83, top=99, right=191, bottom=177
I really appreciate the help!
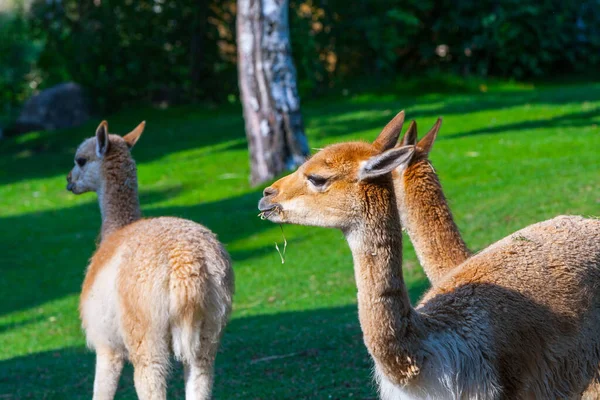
left=432, top=0, right=600, bottom=78
left=28, top=0, right=238, bottom=112
left=290, top=0, right=600, bottom=90
left=0, top=9, right=41, bottom=121
left=290, top=0, right=429, bottom=92
left=1, top=0, right=598, bottom=115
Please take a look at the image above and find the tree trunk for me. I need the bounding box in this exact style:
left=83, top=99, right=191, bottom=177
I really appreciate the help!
left=237, top=0, right=310, bottom=186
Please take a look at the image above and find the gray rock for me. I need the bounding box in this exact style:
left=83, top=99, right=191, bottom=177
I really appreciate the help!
left=16, top=82, right=90, bottom=133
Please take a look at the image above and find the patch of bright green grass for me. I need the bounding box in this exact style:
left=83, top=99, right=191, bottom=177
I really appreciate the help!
left=0, top=80, right=599, bottom=399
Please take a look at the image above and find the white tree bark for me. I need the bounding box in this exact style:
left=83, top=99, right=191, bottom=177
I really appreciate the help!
left=237, top=0, right=309, bottom=186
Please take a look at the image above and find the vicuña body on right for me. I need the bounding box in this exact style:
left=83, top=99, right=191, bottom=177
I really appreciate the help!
left=258, top=111, right=600, bottom=399
left=393, top=115, right=600, bottom=398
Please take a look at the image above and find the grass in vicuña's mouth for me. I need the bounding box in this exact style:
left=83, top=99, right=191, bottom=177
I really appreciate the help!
left=275, top=224, right=287, bottom=264
left=258, top=207, right=287, bottom=263
left=258, top=204, right=282, bottom=221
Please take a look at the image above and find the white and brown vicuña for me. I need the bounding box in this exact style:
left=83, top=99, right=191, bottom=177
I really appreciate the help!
left=67, top=121, right=234, bottom=400
left=258, top=110, right=600, bottom=399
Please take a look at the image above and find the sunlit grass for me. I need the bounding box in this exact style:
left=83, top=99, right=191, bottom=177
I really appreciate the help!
left=0, top=80, right=599, bottom=399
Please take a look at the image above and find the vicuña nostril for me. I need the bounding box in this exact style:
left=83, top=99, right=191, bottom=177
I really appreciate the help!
left=263, top=187, right=277, bottom=197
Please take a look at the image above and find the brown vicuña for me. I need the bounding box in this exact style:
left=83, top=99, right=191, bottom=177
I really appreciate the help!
left=258, top=110, right=600, bottom=399
left=393, top=117, right=470, bottom=285
left=394, top=116, right=600, bottom=288
left=67, top=121, right=234, bottom=400
left=394, top=115, right=600, bottom=399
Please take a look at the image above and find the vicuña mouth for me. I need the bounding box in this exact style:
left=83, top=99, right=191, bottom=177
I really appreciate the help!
left=258, top=202, right=282, bottom=220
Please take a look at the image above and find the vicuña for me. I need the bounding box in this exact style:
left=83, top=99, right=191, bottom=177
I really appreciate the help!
left=67, top=121, right=234, bottom=400
left=258, top=111, right=600, bottom=399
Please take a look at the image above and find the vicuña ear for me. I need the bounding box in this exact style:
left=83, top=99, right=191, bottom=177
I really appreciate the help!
left=96, top=120, right=110, bottom=157
left=372, top=110, right=405, bottom=151
left=123, top=121, right=146, bottom=149
left=399, top=120, right=417, bottom=147
left=359, top=146, right=415, bottom=180
left=417, top=117, right=442, bottom=155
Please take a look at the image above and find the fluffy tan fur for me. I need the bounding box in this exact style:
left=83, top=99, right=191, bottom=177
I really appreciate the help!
left=258, top=111, right=600, bottom=398
left=68, top=121, right=234, bottom=400
left=394, top=116, right=600, bottom=398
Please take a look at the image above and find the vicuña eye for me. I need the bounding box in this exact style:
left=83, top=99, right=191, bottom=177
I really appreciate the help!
left=307, top=175, right=328, bottom=187
left=76, top=157, right=87, bottom=167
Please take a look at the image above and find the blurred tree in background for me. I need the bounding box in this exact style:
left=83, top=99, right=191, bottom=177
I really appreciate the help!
left=0, top=5, right=41, bottom=124
left=1, top=0, right=599, bottom=119
left=238, top=0, right=309, bottom=185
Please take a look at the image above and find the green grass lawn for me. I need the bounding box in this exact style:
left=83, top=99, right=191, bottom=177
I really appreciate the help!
left=0, top=80, right=599, bottom=399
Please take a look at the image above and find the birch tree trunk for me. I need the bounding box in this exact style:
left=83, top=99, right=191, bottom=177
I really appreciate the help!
left=237, top=0, right=310, bottom=186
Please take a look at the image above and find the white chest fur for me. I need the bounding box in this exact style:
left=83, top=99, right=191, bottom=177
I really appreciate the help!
left=374, top=328, right=501, bottom=400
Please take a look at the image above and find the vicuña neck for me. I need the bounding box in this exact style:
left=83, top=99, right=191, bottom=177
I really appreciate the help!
left=398, top=160, right=470, bottom=285
left=345, top=182, right=422, bottom=385
left=98, top=159, right=141, bottom=240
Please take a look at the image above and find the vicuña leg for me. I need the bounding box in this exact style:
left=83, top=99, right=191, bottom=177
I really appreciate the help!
left=93, top=347, right=124, bottom=400
left=131, top=341, right=170, bottom=400
left=183, top=333, right=219, bottom=400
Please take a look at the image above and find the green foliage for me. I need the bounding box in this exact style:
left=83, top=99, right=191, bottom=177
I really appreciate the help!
left=432, top=0, right=600, bottom=78
left=0, top=9, right=41, bottom=120
left=0, top=80, right=599, bottom=398
left=28, top=0, right=237, bottom=111
left=290, top=0, right=427, bottom=91
left=290, top=0, right=600, bottom=90
left=1, top=0, right=599, bottom=114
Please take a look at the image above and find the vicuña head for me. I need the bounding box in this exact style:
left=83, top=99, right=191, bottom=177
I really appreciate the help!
left=259, top=110, right=414, bottom=230
left=67, top=120, right=144, bottom=195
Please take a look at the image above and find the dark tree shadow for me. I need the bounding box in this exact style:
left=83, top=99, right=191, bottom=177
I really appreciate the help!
left=0, top=107, right=247, bottom=187
left=0, top=315, right=46, bottom=335
left=0, top=305, right=377, bottom=400
left=1, top=281, right=594, bottom=399
left=307, top=84, right=600, bottom=143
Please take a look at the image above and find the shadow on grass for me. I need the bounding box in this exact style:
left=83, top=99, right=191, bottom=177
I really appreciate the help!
left=2, top=277, right=594, bottom=399
left=0, top=187, right=270, bottom=317
left=0, top=315, right=46, bottom=335
left=446, top=109, right=600, bottom=140
left=0, top=108, right=247, bottom=187
left=0, top=305, right=379, bottom=400
left=305, top=84, right=600, bottom=144
left=2, top=83, right=599, bottom=187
